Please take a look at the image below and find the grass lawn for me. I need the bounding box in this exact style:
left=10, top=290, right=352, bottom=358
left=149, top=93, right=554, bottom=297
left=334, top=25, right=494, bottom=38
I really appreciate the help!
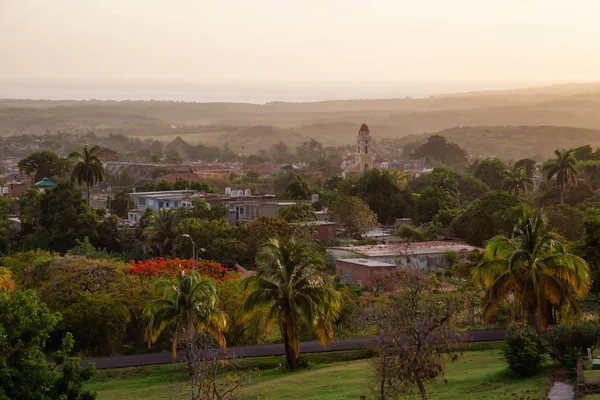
left=586, top=369, right=600, bottom=385
left=87, top=348, right=549, bottom=400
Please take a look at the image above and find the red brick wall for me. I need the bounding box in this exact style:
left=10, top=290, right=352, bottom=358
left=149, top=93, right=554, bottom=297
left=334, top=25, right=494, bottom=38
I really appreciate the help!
left=335, top=259, right=396, bottom=291
left=316, top=224, right=337, bottom=243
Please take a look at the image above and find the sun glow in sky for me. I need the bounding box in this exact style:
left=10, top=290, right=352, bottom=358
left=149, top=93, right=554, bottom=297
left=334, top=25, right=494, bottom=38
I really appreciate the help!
left=2, top=0, right=600, bottom=100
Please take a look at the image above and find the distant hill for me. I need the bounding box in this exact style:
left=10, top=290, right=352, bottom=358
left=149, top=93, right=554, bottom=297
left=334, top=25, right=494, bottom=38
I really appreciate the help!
left=3, top=81, right=600, bottom=155
left=399, top=125, right=600, bottom=160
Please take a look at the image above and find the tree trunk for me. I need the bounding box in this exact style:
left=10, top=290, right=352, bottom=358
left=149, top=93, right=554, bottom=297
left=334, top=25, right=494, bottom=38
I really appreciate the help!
left=87, top=183, right=91, bottom=207
left=379, top=354, right=386, bottom=400
left=559, top=182, right=564, bottom=205
left=282, top=328, right=298, bottom=369
left=417, top=379, right=427, bottom=400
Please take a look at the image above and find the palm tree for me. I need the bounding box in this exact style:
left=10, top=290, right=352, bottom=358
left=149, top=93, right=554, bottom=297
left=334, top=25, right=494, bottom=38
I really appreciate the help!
left=432, top=173, right=459, bottom=198
left=543, top=149, right=578, bottom=204
left=501, top=166, right=533, bottom=195
left=243, top=237, right=341, bottom=369
left=143, top=208, right=177, bottom=256
left=144, top=269, right=227, bottom=361
left=473, top=208, right=589, bottom=330
left=69, top=145, right=105, bottom=206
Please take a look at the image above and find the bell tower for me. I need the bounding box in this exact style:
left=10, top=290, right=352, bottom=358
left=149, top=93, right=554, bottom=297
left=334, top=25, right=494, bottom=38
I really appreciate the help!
left=355, top=123, right=375, bottom=173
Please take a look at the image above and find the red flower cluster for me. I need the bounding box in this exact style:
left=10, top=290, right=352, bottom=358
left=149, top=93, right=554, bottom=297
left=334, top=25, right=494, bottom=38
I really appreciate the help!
left=128, top=257, right=241, bottom=281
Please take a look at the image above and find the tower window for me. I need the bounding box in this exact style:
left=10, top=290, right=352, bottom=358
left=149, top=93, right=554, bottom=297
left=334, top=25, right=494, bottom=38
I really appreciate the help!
left=365, top=146, right=368, bottom=153
left=365, top=140, right=368, bottom=145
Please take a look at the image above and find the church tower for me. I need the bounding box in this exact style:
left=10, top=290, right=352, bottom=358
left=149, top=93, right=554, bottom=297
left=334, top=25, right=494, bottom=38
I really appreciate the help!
left=354, top=123, right=375, bottom=173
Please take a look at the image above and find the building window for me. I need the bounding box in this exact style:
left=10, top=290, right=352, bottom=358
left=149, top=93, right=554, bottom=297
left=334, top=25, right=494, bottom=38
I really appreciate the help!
left=239, top=207, right=244, bottom=215
left=365, top=146, right=368, bottom=153
left=365, top=140, right=368, bottom=145
left=139, top=198, right=146, bottom=206
left=158, top=201, right=164, bottom=209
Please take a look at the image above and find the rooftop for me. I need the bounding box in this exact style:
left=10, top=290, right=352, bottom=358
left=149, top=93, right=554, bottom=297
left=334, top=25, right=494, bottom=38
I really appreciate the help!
left=129, top=190, right=198, bottom=199
left=328, top=241, right=481, bottom=257
left=154, top=172, right=204, bottom=183
left=359, top=123, right=370, bottom=132
left=337, top=258, right=395, bottom=268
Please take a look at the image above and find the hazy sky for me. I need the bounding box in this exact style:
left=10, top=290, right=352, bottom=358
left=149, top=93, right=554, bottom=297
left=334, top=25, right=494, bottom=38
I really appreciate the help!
left=2, top=0, right=600, bottom=100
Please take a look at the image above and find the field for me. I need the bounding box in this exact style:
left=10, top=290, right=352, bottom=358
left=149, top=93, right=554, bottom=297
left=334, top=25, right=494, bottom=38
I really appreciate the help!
left=86, top=348, right=549, bottom=400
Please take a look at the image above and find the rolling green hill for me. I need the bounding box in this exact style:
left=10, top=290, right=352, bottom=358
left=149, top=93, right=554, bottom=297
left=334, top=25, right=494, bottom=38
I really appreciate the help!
left=3, top=82, right=600, bottom=157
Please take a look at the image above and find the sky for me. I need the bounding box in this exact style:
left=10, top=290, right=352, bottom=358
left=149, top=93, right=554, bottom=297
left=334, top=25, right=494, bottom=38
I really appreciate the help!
left=2, top=0, right=600, bottom=101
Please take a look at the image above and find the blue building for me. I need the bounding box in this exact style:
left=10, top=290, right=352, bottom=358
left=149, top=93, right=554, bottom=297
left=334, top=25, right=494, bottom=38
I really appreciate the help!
left=127, top=190, right=197, bottom=222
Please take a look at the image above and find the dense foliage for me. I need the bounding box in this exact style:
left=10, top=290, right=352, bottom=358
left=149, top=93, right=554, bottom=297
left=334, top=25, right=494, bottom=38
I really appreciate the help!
left=0, top=290, right=96, bottom=400
left=504, top=323, right=545, bottom=377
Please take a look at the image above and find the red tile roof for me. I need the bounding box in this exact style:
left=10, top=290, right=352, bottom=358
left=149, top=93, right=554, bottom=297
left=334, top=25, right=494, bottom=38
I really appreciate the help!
left=359, top=123, right=370, bottom=132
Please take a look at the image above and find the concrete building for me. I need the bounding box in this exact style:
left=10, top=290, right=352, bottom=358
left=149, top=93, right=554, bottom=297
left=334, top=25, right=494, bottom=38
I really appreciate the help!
left=329, top=241, right=480, bottom=270
left=336, top=258, right=397, bottom=291
left=127, top=190, right=198, bottom=222
left=228, top=200, right=297, bottom=224
left=97, top=148, right=119, bottom=162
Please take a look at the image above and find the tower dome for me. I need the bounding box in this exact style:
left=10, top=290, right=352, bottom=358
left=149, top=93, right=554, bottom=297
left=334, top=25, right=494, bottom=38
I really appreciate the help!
left=359, top=123, right=370, bottom=132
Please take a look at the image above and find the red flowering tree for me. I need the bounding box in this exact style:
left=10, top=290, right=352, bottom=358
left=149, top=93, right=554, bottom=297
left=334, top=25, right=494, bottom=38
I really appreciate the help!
left=128, top=257, right=240, bottom=281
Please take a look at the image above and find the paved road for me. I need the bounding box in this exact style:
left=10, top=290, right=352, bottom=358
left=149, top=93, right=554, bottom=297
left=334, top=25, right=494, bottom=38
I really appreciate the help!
left=81, top=329, right=506, bottom=369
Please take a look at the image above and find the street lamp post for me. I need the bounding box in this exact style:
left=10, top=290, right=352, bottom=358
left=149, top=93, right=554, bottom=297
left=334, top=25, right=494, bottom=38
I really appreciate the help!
left=182, top=234, right=195, bottom=262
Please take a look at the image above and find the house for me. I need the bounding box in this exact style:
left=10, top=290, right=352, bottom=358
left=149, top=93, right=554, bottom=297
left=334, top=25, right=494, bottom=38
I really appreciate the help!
left=0, top=180, right=33, bottom=197
left=127, top=190, right=198, bottom=222
left=223, top=199, right=298, bottom=224
left=191, top=164, right=232, bottom=179
left=335, top=258, right=397, bottom=291
left=154, top=172, right=204, bottom=184
left=396, top=158, right=426, bottom=171
left=97, top=148, right=119, bottom=162
left=328, top=241, right=480, bottom=270
left=292, top=220, right=337, bottom=243
left=373, top=159, right=389, bottom=170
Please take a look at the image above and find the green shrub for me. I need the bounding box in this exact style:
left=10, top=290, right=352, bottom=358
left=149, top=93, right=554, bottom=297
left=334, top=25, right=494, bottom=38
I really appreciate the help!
left=504, top=323, right=545, bottom=377
left=545, top=324, right=581, bottom=373
left=572, top=322, right=600, bottom=353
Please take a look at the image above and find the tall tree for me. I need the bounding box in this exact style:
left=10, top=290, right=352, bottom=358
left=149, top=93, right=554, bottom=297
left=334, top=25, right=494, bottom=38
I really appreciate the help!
left=501, top=166, right=532, bottom=195
left=0, top=290, right=97, bottom=400
left=543, top=149, right=578, bottom=205
left=452, top=190, right=522, bottom=246
left=143, top=208, right=177, bottom=257
left=514, top=158, right=537, bottom=178
left=355, top=169, right=412, bottom=224
left=328, top=195, right=378, bottom=238
left=367, top=271, right=458, bottom=400
left=474, top=209, right=589, bottom=330
left=70, top=145, right=105, bottom=206
left=411, top=135, right=468, bottom=167
left=276, top=203, right=317, bottom=223
left=243, top=237, right=341, bottom=369
left=20, top=181, right=98, bottom=253
left=473, top=158, right=507, bottom=190
left=280, top=175, right=311, bottom=200
left=18, top=151, right=72, bottom=181
left=144, top=270, right=227, bottom=361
